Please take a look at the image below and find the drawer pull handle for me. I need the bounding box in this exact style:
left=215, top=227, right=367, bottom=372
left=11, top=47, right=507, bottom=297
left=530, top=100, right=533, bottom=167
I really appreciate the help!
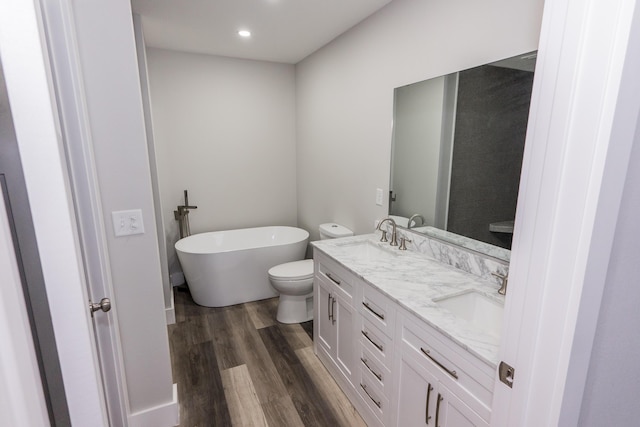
left=360, top=383, right=381, bottom=408
left=362, top=302, right=385, bottom=320
left=420, top=347, right=458, bottom=379
left=425, top=383, right=433, bottom=424
left=326, top=273, right=341, bottom=285
left=362, top=330, right=384, bottom=352
left=360, top=357, right=383, bottom=381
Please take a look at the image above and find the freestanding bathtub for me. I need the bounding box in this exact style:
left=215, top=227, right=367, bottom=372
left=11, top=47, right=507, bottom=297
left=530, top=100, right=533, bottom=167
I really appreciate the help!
left=175, top=226, right=309, bottom=307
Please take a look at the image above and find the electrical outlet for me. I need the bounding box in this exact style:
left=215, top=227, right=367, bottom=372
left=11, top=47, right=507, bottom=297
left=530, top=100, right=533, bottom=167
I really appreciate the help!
left=112, top=209, right=145, bottom=237
left=376, top=188, right=384, bottom=206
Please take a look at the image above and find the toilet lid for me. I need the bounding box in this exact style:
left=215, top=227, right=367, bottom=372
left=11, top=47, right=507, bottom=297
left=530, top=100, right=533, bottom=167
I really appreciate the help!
left=268, top=259, right=314, bottom=281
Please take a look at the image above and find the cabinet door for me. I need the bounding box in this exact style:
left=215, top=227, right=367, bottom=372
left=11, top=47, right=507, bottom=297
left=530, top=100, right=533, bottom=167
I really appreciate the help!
left=438, top=383, right=489, bottom=427
left=315, top=279, right=335, bottom=355
left=334, top=293, right=355, bottom=383
left=397, top=351, right=489, bottom=427
left=397, top=353, right=440, bottom=427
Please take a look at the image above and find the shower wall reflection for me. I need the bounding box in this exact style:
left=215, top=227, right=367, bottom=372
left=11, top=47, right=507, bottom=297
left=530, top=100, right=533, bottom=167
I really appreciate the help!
left=390, top=52, right=535, bottom=252
left=448, top=63, right=534, bottom=249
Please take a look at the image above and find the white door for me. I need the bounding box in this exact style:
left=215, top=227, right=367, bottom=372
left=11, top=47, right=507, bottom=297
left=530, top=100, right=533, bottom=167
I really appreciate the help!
left=0, top=1, right=122, bottom=425
left=38, top=0, right=132, bottom=425
left=491, top=0, right=640, bottom=425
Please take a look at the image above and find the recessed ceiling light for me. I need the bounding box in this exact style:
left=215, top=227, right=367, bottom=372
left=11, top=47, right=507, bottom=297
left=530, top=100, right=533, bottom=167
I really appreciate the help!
left=238, top=30, right=251, bottom=38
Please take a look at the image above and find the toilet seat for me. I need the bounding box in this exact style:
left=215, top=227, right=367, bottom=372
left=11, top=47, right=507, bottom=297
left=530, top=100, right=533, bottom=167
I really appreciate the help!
left=268, top=259, right=313, bottom=281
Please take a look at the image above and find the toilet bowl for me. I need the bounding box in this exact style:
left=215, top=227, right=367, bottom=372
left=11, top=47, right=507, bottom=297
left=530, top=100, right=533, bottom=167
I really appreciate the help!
left=268, top=223, right=353, bottom=323
left=268, top=259, right=314, bottom=324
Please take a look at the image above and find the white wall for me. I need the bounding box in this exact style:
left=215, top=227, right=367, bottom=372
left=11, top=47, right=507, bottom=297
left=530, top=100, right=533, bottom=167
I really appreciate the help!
left=295, top=0, right=544, bottom=240
left=391, top=77, right=445, bottom=225
left=133, top=16, right=174, bottom=321
left=71, top=0, right=175, bottom=417
left=146, top=49, right=297, bottom=273
left=577, top=109, right=640, bottom=425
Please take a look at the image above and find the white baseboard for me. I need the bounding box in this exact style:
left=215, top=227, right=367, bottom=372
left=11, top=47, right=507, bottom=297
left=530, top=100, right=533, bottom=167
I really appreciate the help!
left=128, top=383, right=179, bottom=427
left=165, top=290, right=176, bottom=325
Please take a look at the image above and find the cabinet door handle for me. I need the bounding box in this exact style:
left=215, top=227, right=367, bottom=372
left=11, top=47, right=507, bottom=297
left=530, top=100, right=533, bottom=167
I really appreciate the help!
left=435, top=393, right=443, bottom=427
left=331, top=297, right=336, bottom=325
left=326, top=272, right=341, bottom=285
left=327, top=293, right=332, bottom=320
left=425, top=383, right=433, bottom=424
left=361, top=330, right=384, bottom=352
left=360, top=383, right=381, bottom=408
left=362, top=301, right=385, bottom=320
left=360, top=357, right=382, bottom=381
left=420, top=347, right=458, bottom=379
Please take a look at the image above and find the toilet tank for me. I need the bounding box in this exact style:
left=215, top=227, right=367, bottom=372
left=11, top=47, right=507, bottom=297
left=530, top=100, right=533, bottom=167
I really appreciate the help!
left=319, top=223, right=353, bottom=240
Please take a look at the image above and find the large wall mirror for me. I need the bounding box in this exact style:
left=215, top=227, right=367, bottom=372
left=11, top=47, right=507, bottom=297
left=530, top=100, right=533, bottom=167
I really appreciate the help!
left=389, top=51, right=536, bottom=262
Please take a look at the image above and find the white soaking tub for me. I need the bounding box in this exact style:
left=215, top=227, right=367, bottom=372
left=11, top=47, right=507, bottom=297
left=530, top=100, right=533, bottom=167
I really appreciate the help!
left=175, top=226, right=309, bottom=307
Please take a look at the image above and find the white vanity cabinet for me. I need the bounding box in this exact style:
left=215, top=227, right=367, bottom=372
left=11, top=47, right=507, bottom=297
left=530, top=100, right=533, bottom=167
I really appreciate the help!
left=314, top=252, right=358, bottom=389
left=394, top=313, right=493, bottom=427
left=313, top=248, right=496, bottom=427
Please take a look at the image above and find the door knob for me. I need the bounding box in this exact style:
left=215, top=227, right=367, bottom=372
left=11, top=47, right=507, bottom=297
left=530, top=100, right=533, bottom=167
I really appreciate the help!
left=89, top=298, right=111, bottom=316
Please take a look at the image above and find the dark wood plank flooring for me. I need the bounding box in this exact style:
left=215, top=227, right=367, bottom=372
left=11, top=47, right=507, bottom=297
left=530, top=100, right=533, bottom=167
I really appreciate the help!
left=169, top=287, right=366, bottom=427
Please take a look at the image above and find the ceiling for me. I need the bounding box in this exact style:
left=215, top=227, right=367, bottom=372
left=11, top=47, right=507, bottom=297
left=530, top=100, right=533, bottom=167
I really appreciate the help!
left=131, top=0, right=393, bottom=64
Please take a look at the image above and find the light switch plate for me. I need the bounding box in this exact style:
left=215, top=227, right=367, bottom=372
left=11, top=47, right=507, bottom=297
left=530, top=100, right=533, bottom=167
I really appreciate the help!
left=375, top=188, right=384, bottom=206
left=112, top=209, right=145, bottom=237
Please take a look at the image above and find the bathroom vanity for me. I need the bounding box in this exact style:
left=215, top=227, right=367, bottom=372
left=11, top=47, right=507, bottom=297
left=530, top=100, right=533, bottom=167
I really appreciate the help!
left=312, top=232, right=506, bottom=427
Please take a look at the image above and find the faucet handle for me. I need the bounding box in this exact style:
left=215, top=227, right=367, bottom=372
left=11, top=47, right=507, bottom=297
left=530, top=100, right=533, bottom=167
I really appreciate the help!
left=379, top=230, right=388, bottom=242
left=399, top=237, right=412, bottom=250
left=492, top=272, right=509, bottom=295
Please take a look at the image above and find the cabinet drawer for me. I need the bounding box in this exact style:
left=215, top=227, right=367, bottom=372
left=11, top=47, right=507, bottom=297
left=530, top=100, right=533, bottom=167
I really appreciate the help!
left=359, top=318, right=393, bottom=369
left=359, top=284, right=396, bottom=337
left=400, top=314, right=493, bottom=420
left=359, top=346, right=392, bottom=396
left=315, top=252, right=355, bottom=300
left=356, top=369, right=389, bottom=426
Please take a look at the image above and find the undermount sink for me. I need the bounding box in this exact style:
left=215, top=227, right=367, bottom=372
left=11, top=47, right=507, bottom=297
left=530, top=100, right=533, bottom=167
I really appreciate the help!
left=435, top=290, right=504, bottom=337
left=340, top=241, right=397, bottom=261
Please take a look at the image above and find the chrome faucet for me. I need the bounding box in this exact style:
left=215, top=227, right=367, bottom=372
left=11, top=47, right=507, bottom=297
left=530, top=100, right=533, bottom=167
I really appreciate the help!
left=376, top=217, right=398, bottom=246
left=174, top=190, right=197, bottom=239
left=492, top=271, right=509, bottom=295
left=408, top=213, right=425, bottom=229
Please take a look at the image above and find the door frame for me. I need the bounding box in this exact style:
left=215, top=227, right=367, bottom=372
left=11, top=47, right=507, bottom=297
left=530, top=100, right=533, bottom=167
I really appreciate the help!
left=0, top=0, right=109, bottom=424
left=38, top=0, right=131, bottom=424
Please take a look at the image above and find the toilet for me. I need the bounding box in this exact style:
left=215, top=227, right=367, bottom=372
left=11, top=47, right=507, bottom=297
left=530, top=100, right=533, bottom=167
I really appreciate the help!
left=268, top=223, right=353, bottom=323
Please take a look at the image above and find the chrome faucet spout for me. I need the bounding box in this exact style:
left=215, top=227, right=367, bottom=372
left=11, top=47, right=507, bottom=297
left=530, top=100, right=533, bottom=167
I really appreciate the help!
left=376, top=217, right=398, bottom=246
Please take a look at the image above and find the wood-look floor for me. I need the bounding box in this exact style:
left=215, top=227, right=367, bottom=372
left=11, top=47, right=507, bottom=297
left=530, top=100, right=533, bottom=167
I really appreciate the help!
left=169, top=287, right=367, bottom=427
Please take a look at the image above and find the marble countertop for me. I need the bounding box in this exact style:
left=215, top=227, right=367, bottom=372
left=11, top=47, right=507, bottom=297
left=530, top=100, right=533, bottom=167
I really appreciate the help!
left=312, top=234, right=504, bottom=368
